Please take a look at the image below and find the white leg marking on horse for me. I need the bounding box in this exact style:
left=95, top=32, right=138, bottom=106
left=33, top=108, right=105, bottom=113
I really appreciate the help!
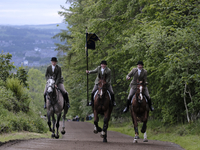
left=94, top=125, right=97, bottom=131
left=100, top=89, right=102, bottom=97
left=101, top=131, right=105, bottom=135
left=133, top=139, right=138, bottom=143
left=140, top=86, right=143, bottom=100
left=144, top=132, right=147, bottom=139
left=143, top=132, right=148, bottom=142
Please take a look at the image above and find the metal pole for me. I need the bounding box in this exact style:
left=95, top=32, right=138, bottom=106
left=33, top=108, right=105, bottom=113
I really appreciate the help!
left=86, top=27, right=89, bottom=106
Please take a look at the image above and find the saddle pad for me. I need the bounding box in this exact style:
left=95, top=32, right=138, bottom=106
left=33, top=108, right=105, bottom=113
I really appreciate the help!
left=94, top=90, right=111, bottom=100
left=131, top=95, right=148, bottom=103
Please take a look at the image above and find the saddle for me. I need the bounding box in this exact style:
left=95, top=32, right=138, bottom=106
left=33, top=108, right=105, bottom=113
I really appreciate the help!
left=131, top=94, right=148, bottom=104
left=94, top=90, right=111, bottom=100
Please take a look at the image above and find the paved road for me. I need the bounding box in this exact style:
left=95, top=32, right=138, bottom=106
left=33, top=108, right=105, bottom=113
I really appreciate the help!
left=0, top=122, right=184, bottom=150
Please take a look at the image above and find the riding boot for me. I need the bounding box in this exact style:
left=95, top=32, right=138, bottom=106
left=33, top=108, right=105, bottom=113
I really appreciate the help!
left=123, top=98, right=131, bottom=113
left=44, top=94, right=47, bottom=109
left=147, top=97, right=154, bottom=111
left=111, top=94, right=116, bottom=106
left=89, top=92, right=95, bottom=106
left=63, top=93, right=70, bottom=108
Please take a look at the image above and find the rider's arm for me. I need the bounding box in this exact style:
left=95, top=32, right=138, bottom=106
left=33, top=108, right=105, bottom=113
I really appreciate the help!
left=106, top=69, right=111, bottom=85
left=126, top=68, right=136, bottom=80
left=88, top=66, right=99, bottom=74
left=55, top=67, right=61, bottom=86
left=45, top=67, right=49, bottom=80
left=144, top=70, right=147, bottom=84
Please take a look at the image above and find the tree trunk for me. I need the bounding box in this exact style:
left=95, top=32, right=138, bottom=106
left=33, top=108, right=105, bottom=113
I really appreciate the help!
left=184, top=82, right=190, bottom=123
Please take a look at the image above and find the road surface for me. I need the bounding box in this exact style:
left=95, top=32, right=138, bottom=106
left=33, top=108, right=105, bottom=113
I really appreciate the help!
left=0, top=121, right=184, bottom=150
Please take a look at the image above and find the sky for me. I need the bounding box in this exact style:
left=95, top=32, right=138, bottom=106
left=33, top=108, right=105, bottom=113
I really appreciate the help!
left=0, top=0, right=71, bottom=25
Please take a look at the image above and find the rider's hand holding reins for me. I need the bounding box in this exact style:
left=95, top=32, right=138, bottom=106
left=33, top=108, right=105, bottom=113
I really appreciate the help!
left=86, top=70, right=89, bottom=74
left=127, top=76, right=131, bottom=80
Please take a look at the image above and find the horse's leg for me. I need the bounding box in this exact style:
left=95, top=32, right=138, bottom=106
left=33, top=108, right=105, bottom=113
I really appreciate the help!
left=132, top=109, right=139, bottom=141
left=93, top=110, right=100, bottom=134
left=142, top=110, right=148, bottom=142
left=55, top=113, right=61, bottom=139
left=47, top=111, right=52, bottom=132
left=143, top=132, right=148, bottom=142
left=61, top=108, right=68, bottom=135
left=51, top=114, right=56, bottom=138
left=101, top=110, right=110, bottom=142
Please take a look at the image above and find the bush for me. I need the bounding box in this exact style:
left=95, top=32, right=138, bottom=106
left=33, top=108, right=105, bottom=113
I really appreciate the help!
left=6, top=77, right=30, bottom=113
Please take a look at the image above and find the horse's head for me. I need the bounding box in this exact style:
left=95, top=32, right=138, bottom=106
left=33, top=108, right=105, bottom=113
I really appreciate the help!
left=46, top=76, right=56, bottom=97
left=136, top=79, right=145, bottom=103
left=97, top=74, right=107, bottom=99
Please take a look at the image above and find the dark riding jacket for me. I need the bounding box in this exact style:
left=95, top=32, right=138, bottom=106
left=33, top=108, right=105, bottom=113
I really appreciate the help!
left=45, top=65, right=64, bottom=86
left=126, top=68, right=147, bottom=89
left=89, top=66, right=111, bottom=86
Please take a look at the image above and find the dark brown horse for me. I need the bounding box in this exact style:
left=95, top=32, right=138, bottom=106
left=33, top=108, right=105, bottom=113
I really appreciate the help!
left=130, top=80, right=149, bottom=143
left=93, top=75, right=113, bottom=142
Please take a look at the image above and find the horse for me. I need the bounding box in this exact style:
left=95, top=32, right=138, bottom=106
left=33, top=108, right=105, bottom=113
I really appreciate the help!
left=93, top=74, right=113, bottom=142
left=46, top=76, right=69, bottom=139
left=130, top=79, right=149, bottom=143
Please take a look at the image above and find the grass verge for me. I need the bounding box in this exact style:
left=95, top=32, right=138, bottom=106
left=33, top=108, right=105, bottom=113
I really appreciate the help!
left=0, top=131, right=51, bottom=143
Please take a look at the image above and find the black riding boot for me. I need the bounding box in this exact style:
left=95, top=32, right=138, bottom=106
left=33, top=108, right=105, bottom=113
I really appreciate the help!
left=123, top=98, right=131, bottom=113
left=89, top=92, right=95, bottom=106
left=111, top=94, right=116, bottom=106
left=63, top=93, right=70, bottom=108
left=44, top=94, right=47, bottom=109
left=147, top=97, right=154, bottom=111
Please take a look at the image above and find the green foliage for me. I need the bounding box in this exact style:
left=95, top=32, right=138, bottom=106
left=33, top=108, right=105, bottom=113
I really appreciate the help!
left=55, top=0, right=200, bottom=123
left=27, top=68, right=46, bottom=115
left=0, top=54, right=48, bottom=134
left=15, top=67, right=29, bottom=88
left=0, top=52, right=15, bottom=81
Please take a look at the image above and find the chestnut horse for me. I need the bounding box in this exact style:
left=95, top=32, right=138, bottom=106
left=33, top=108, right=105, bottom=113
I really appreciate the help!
left=93, top=75, right=113, bottom=142
left=130, top=80, right=149, bottom=143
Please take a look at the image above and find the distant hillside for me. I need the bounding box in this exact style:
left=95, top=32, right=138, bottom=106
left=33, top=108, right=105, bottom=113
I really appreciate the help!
left=0, top=23, right=67, bottom=66
left=8, top=23, right=67, bottom=30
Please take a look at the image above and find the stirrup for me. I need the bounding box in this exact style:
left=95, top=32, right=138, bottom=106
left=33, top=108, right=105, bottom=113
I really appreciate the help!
left=150, top=106, right=154, bottom=111
left=44, top=104, right=47, bottom=109
left=88, top=102, right=92, bottom=106
left=123, top=107, right=129, bottom=113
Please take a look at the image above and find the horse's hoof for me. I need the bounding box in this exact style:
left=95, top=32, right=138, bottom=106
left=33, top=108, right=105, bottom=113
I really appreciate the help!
left=103, top=138, right=107, bottom=142
left=134, top=135, right=139, bottom=139
left=61, top=130, right=66, bottom=135
left=143, top=139, right=148, bottom=142
left=133, top=139, right=138, bottom=143
left=55, top=135, right=59, bottom=139
left=94, top=130, right=98, bottom=134
left=51, top=133, right=55, bottom=138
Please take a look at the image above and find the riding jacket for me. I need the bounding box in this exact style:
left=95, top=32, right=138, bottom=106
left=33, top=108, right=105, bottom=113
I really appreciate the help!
left=45, top=65, right=64, bottom=86
left=126, top=68, right=147, bottom=89
left=89, top=66, right=111, bottom=86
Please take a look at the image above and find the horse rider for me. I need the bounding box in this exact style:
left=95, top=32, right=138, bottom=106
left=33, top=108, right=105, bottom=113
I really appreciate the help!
left=123, top=61, right=154, bottom=113
left=86, top=60, right=116, bottom=106
left=43, top=57, right=70, bottom=109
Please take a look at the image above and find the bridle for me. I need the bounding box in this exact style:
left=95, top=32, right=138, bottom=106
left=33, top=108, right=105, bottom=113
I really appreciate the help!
left=136, top=83, right=144, bottom=104
left=97, top=80, right=106, bottom=99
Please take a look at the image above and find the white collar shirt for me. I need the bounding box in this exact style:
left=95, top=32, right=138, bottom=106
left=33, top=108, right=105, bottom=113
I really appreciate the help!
left=138, top=68, right=142, bottom=76
left=52, top=65, right=56, bottom=72
left=101, top=67, right=105, bottom=74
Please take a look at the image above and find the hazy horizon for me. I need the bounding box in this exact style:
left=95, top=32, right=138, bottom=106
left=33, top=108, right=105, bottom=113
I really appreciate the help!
left=0, top=0, right=70, bottom=25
